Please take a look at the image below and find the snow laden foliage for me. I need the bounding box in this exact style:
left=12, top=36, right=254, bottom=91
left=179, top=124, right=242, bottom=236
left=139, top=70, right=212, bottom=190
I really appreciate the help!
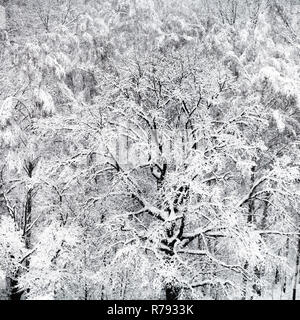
left=0, top=97, right=14, bottom=127
left=0, top=216, right=25, bottom=275
left=0, top=0, right=300, bottom=300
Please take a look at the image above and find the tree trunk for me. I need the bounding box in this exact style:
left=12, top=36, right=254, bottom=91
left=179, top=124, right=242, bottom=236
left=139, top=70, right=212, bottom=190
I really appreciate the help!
left=8, top=162, right=35, bottom=300
left=24, top=188, right=32, bottom=251
left=282, top=237, right=290, bottom=295
left=292, top=235, right=300, bottom=300
left=242, top=261, right=249, bottom=300
left=165, top=283, right=181, bottom=300
left=8, top=274, right=23, bottom=300
left=163, top=226, right=181, bottom=300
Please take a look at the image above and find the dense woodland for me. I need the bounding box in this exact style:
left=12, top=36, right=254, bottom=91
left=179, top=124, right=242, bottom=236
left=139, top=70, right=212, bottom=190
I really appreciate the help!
left=0, top=0, right=300, bottom=300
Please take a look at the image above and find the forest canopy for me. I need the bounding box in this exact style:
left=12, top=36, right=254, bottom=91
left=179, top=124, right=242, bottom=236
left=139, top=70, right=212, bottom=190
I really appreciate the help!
left=0, top=0, right=300, bottom=300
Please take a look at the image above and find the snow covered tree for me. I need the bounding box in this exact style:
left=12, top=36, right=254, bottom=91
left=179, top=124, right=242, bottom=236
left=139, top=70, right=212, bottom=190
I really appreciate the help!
left=0, top=0, right=300, bottom=300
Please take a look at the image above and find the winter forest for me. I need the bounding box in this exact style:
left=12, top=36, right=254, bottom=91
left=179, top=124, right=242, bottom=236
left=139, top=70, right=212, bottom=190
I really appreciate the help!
left=0, top=0, right=300, bottom=301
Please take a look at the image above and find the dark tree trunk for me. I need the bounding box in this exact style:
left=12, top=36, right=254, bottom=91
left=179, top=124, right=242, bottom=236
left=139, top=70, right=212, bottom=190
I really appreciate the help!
left=253, top=266, right=262, bottom=296
left=282, top=237, right=290, bottom=294
left=163, top=225, right=181, bottom=300
left=165, top=283, right=181, bottom=300
left=24, top=188, right=32, bottom=251
left=8, top=274, right=23, bottom=300
left=242, top=261, right=249, bottom=300
left=292, top=235, right=300, bottom=300
left=8, top=161, right=35, bottom=300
